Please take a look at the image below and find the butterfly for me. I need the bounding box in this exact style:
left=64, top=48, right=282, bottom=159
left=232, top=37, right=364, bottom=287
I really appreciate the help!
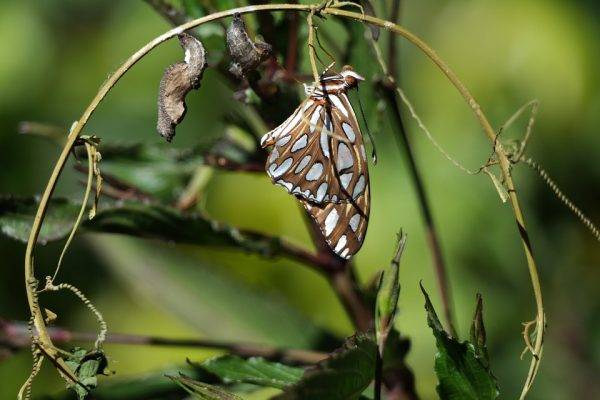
left=260, top=66, right=370, bottom=259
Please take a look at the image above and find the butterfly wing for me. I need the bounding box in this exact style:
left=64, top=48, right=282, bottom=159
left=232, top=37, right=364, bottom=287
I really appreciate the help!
left=326, top=92, right=370, bottom=203
left=302, top=183, right=370, bottom=259
left=261, top=99, right=344, bottom=203
left=261, top=93, right=369, bottom=205
left=261, top=89, right=371, bottom=259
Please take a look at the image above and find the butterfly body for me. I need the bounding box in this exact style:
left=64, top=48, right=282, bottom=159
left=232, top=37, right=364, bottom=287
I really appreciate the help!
left=261, top=67, right=370, bottom=259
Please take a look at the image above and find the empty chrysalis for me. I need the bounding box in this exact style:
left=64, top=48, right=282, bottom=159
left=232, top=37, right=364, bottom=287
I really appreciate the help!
left=157, top=33, right=207, bottom=142
left=226, top=13, right=272, bottom=78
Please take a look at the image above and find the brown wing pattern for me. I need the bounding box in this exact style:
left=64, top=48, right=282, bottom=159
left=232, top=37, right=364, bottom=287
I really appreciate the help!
left=262, top=99, right=344, bottom=203
left=261, top=84, right=371, bottom=259
left=302, top=183, right=370, bottom=259
left=262, top=93, right=369, bottom=206
left=302, top=92, right=370, bottom=258
left=326, top=93, right=369, bottom=203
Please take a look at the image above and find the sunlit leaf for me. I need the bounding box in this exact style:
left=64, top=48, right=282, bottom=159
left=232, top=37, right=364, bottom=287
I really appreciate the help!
left=85, top=202, right=280, bottom=255
left=53, top=365, right=212, bottom=400
left=421, top=284, right=499, bottom=400
left=92, top=142, right=204, bottom=202
left=0, top=197, right=283, bottom=257
left=274, top=334, right=377, bottom=400
left=0, top=196, right=79, bottom=243
left=200, top=355, right=303, bottom=390
left=169, top=374, right=242, bottom=400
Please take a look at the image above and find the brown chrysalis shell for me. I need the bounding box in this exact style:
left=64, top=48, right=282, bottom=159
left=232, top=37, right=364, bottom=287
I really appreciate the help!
left=226, top=13, right=272, bottom=78
left=157, top=33, right=207, bottom=142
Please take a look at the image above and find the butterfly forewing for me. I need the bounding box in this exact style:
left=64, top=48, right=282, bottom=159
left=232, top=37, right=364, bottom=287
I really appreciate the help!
left=262, top=93, right=368, bottom=205
left=262, top=99, right=343, bottom=203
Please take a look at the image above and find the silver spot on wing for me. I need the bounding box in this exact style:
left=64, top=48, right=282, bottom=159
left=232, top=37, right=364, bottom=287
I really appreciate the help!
left=324, top=208, right=339, bottom=236
left=336, top=143, right=354, bottom=170
left=334, top=235, right=347, bottom=252
left=270, top=157, right=293, bottom=178
left=341, top=122, right=355, bottom=142
left=268, top=147, right=279, bottom=163
left=309, top=106, right=322, bottom=133
left=330, top=95, right=348, bottom=117
left=353, top=175, right=365, bottom=199
left=320, top=126, right=330, bottom=158
left=277, top=180, right=293, bottom=191
left=340, top=173, right=353, bottom=189
left=349, top=214, right=360, bottom=232
left=291, top=134, right=308, bottom=152
left=306, top=162, right=324, bottom=181
left=316, top=182, right=328, bottom=202
left=276, top=135, right=291, bottom=146
left=295, top=155, right=311, bottom=173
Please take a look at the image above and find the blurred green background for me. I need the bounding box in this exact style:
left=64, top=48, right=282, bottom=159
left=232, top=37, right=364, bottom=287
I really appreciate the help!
left=1, top=0, right=598, bottom=399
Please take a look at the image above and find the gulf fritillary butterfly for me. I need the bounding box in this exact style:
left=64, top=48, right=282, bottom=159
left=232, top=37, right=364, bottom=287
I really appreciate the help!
left=260, top=66, right=370, bottom=259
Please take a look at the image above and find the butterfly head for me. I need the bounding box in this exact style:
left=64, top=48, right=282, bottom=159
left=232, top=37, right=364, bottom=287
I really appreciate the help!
left=340, top=65, right=364, bottom=89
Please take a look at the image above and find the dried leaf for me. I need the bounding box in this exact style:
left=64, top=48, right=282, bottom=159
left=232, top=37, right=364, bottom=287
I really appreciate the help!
left=157, top=33, right=207, bottom=142
left=226, top=13, right=272, bottom=78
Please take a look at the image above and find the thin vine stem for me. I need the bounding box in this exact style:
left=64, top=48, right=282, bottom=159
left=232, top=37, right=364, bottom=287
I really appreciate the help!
left=24, top=3, right=544, bottom=397
left=323, top=8, right=545, bottom=396
left=367, top=20, right=457, bottom=337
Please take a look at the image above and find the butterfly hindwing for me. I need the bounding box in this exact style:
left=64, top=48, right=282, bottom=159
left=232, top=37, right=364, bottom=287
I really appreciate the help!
left=302, top=183, right=370, bottom=259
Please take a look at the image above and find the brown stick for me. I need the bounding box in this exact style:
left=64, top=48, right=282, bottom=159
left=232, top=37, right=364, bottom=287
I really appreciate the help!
left=0, top=319, right=326, bottom=365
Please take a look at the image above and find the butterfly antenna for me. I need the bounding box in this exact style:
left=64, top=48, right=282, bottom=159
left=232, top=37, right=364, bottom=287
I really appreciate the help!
left=356, top=86, right=377, bottom=164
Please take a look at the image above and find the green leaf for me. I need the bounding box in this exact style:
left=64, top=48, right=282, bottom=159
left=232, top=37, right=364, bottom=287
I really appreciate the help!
left=381, top=328, right=411, bottom=373
left=0, top=196, right=79, bottom=243
left=91, top=235, right=325, bottom=348
left=274, top=334, right=377, bottom=400
left=470, top=293, right=490, bottom=368
left=64, top=348, right=108, bottom=400
left=84, top=202, right=280, bottom=255
left=201, top=356, right=304, bottom=390
left=169, top=374, right=242, bottom=400
left=0, top=197, right=282, bottom=257
left=375, top=233, right=406, bottom=347
left=181, top=0, right=204, bottom=19
left=209, top=125, right=260, bottom=166
left=93, top=142, right=204, bottom=203
left=52, top=365, right=214, bottom=400
left=420, top=284, right=499, bottom=400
